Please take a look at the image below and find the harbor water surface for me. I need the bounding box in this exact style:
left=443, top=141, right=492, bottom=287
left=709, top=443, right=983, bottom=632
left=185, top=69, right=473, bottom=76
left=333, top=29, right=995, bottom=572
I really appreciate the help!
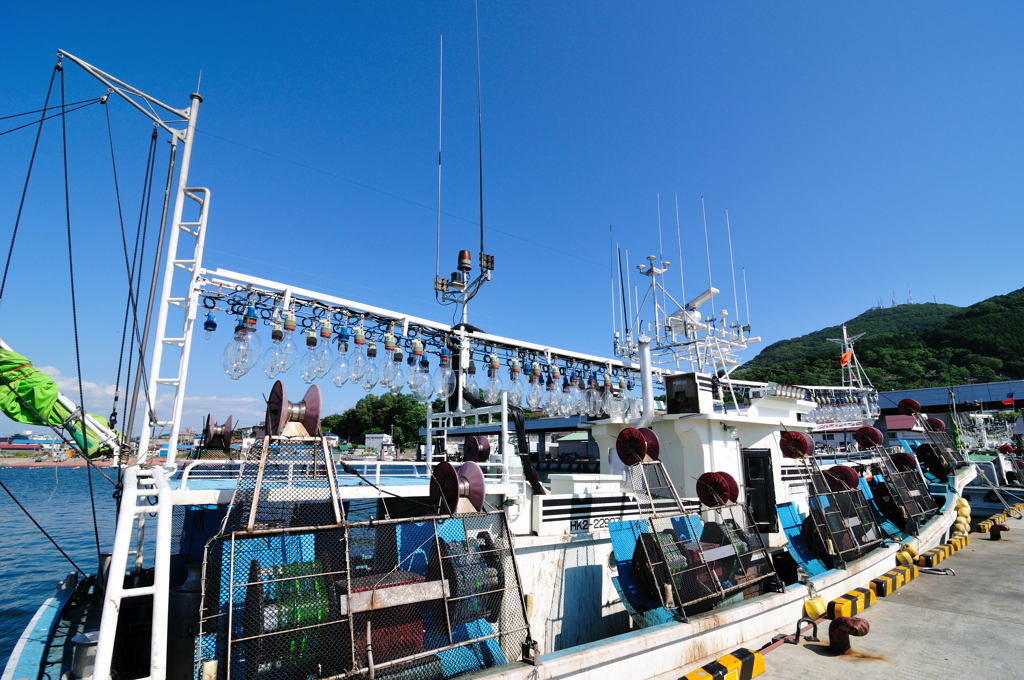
left=1, top=467, right=115, bottom=660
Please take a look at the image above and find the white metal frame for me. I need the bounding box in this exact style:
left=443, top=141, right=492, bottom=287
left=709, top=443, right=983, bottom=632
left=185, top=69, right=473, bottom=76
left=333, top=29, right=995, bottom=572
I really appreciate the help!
left=93, top=465, right=174, bottom=680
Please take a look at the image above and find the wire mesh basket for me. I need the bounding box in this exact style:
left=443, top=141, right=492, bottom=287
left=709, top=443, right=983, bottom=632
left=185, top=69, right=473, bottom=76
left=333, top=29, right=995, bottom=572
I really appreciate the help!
left=195, top=436, right=531, bottom=680
left=629, top=503, right=782, bottom=619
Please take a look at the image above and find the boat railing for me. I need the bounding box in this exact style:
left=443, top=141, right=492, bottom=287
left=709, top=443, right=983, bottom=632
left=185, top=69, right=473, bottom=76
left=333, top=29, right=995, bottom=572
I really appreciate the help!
left=176, top=458, right=527, bottom=491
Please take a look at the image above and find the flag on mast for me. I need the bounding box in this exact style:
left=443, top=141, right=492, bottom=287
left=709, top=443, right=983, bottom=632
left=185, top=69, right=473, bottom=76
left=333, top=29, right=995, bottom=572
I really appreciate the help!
left=840, top=351, right=853, bottom=367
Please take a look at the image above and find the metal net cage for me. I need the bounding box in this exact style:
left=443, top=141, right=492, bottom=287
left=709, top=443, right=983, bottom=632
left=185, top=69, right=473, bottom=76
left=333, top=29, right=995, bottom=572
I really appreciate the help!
left=801, top=459, right=885, bottom=568
left=916, top=420, right=970, bottom=468
left=223, top=437, right=343, bottom=533
left=623, top=461, right=687, bottom=516
left=630, top=503, right=782, bottom=619
left=195, top=437, right=531, bottom=680
left=868, top=450, right=938, bottom=532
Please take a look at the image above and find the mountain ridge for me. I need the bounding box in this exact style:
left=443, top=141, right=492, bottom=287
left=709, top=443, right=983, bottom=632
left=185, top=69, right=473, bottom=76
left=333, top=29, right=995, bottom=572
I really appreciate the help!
left=734, top=288, right=1024, bottom=390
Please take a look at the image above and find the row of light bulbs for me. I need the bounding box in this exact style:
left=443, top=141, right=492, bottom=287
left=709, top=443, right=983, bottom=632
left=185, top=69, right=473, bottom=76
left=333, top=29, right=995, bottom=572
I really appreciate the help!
left=213, top=309, right=643, bottom=416
left=804, top=392, right=881, bottom=423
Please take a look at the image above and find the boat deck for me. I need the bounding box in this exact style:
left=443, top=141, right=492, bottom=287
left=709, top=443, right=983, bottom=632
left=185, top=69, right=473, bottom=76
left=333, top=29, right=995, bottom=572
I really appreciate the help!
left=759, top=513, right=1023, bottom=679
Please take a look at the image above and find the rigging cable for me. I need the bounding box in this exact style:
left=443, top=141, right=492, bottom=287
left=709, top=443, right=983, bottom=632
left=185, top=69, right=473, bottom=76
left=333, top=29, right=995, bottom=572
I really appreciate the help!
left=121, top=133, right=160, bottom=448
left=0, top=479, right=86, bottom=576
left=0, top=96, right=100, bottom=120
left=0, top=64, right=58, bottom=305
left=0, top=98, right=101, bottom=138
left=105, top=103, right=158, bottom=433
left=125, top=137, right=178, bottom=444
left=59, top=60, right=104, bottom=568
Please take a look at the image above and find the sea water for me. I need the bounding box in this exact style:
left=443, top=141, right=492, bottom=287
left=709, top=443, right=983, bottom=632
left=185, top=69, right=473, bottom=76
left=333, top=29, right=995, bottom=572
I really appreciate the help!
left=0, top=466, right=115, bottom=662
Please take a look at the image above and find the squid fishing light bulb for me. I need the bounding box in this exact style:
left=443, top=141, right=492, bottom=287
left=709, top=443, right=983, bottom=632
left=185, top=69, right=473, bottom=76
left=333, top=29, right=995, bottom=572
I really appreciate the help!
left=222, top=320, right=260, bottom=380
left=262, top=322, right=285, bottom=378
left=466, top=357, right=483, bottom=398
left=387, top=345, right=405, bottom=394
left=558, top=377, right=574, bottom=417
left=360, top=341, right=380, bottom=391
left=381, top=331, right=401, bottom=387
left=507, top=358, right=524, bottom=406
left=432, top=347, right=457, bottom=401
left=485, top=352, right=503, bottom=403
left=300, top=329, right=320, bottom=383
left=314, top=317, right=334, bottom=379
left=411, top=356, right=434, bottom=403
left=331, top=326, right=351, bottom=387
left=277, top=311, right=298, bottom=373
left=379, top=330, right=398, bottom=387
left=526, top=360, right=544, bottom=410
left=349, top=326, right=368, bottom=382
left=568, top=371, right=583, bottom=414
left=406, top=339, right=430, bottom=401
left=544, top=365, right=562, bottom=416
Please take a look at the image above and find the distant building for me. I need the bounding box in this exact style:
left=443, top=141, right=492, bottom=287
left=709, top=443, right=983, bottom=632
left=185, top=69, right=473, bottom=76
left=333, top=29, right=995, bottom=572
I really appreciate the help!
left=880, top=379, right=1024, bottom=415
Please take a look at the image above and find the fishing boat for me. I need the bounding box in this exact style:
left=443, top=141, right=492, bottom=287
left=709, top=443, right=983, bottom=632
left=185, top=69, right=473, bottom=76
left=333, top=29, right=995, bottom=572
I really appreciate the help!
left=1, top=52, right=977, bottom=680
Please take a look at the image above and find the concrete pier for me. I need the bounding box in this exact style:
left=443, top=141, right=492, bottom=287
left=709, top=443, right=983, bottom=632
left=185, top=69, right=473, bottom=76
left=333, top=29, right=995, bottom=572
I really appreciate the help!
left=760, top=513, right=1024, bottom=679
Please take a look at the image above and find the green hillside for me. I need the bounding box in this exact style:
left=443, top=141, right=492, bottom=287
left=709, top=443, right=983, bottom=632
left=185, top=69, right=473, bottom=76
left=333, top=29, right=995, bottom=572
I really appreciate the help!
left=734, top=288, right=1024, bottom=390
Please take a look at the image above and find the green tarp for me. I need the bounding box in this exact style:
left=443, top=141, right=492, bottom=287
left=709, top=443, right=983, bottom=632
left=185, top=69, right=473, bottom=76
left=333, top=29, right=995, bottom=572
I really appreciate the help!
left=0, top=348, right=112, bottom=457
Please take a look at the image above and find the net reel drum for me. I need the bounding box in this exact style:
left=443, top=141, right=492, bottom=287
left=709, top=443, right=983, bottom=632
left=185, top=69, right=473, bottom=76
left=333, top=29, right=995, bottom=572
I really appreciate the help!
left=430, top=461, right=487, bottom=514
left=265, top=381, right=321, bottom=438
left=201, top=414, right=234, bottom=453
left=463, top=435, right=491, bottom=463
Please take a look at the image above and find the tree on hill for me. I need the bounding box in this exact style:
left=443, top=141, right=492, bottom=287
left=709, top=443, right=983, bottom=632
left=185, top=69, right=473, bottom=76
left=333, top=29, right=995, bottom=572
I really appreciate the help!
left=322, top=393, right=428, bottom=449
left=734, top=289, right=1024, bottom=390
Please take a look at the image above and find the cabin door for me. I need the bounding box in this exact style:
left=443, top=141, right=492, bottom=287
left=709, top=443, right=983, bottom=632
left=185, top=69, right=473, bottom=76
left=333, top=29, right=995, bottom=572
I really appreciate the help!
left=741, top=448, right=777, bottom=532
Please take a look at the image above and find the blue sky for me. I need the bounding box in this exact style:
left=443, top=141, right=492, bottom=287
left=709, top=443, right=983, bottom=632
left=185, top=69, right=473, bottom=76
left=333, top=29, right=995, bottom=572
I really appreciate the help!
left=1, top=1, right=1022, bottom=432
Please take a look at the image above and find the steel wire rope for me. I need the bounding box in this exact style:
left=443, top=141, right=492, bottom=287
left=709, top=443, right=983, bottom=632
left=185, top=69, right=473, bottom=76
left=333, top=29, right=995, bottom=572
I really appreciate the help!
left=0, top=96, right=101, bottom=120
left=59, top=62, right=104, bottom=568
left=0, top=61, right=118, bottom=487
left=0, top=99, right=101, bottom=137
left=125, top=137, right=178, bottom=444
left=120, top=135, right=161, bottom=446
left=0, top=64, right=58, bottom=305
left=104, top=106, right=158, bottom=434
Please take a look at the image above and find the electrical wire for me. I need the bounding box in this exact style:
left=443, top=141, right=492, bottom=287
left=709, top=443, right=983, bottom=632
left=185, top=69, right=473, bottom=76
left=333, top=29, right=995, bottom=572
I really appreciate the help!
left=0, top=64, right=57, bottom=305
left=60, top=63, right=103, bottom=568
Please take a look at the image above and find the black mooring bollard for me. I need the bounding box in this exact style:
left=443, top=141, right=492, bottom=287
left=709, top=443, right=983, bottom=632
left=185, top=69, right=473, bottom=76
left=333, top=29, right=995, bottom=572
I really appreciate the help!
left=829, top=616, right=869, bottom=654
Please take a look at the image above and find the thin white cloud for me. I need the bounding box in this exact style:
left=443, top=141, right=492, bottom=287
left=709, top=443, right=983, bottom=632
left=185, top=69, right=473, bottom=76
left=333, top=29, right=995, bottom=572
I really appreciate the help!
left=36, top=364, right=117, bottom=403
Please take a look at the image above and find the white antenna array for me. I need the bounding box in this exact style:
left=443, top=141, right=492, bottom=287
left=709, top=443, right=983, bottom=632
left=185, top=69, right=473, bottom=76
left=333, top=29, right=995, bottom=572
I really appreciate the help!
left=614, top=196, right=759, bottom=379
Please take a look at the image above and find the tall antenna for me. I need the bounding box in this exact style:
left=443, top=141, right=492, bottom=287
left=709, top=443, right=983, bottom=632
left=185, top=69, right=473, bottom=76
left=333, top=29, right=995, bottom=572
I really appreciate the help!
left=699, top=195, right=715, bottom=316
left=608, top=225, right=617, bottom=337
left=473, top=0, right=486, bottom=259
left=434, top=35, right=444, bottom=281
left=656, top=193, right=664, bottom=258
left=624, top=248, right=634, bottom=330
left=674, top=192, right=686, bottom=305
left=617, top=246, right=629, bottom=337
left=656, top=193, right=667, bottom=322
left=742, top=267, right=751, bottom=328
left=724, top=209, right=739, bottom=324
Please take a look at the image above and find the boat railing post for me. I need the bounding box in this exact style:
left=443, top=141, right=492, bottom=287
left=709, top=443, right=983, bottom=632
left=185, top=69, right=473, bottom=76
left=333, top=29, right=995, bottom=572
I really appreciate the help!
left=425, top=403, right=433, bottom=462
left=501, top=392, right=510, bottom=483
left=92, top=467, right=140, bottom=680
left=149, top=466, right=172, bottom=680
